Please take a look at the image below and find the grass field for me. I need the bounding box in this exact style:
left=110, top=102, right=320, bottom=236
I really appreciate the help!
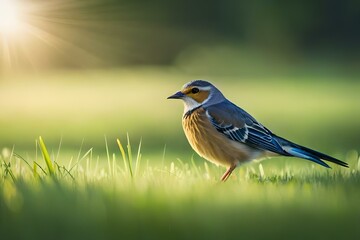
left=1, top=137, right=360, bottom=240
left=1, top=68, right=360, bottom=239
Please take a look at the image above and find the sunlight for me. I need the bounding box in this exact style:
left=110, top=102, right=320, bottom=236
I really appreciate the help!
left=0, top=0, right=21, bottom=35
left=0, top=0, right=107, bottom=71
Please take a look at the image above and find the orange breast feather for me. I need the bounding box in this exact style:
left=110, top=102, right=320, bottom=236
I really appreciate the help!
left=182, top=108, right=255, bottom=167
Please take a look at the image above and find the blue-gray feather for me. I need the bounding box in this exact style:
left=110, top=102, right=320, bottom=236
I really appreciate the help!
left=205, top=100, right=288, bottom=155
left=205, top=99, right=348, bottom=168
left=183, top=80, right=213, bottom=88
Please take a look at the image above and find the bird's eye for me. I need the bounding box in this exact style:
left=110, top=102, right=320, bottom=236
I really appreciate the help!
left=191, top=88, right=199, bottom=94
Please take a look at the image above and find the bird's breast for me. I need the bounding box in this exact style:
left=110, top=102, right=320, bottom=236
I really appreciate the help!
left=182, top=108, right=256, bottom=167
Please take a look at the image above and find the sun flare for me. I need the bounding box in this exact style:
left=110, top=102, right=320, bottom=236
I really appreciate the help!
left=0, top=0, right=128, bottom=71
left=0, top=0, right=21, bottom=35
left=0, top=0, right=71, bottom=70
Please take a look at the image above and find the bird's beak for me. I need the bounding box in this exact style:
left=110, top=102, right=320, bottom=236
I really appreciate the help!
left=167, top=91, right=184, bottom=99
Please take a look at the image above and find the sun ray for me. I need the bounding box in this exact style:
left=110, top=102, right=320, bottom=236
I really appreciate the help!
left=0, top=0, right=152, bottom=73
left=1, top=0, right=91, bottom=71
left=1, top=37, right=11, bottom=69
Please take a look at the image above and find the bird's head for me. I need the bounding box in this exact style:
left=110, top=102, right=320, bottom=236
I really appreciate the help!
left=167, top=80, right=225, bottom=113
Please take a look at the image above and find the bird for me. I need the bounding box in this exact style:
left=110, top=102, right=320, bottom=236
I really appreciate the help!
left=167, top=80, right=348, bottom=181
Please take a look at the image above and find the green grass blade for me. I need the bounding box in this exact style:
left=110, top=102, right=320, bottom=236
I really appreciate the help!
left=60, top=165, right=75, bottom=181
left=13, top=153, right=33, bottom=172
left=117, top=138, right=129, bottom=176
left=33, top=162, right=39, bottom=179
left=117, top=137, right=133, bottom=178
left=126, top=133, right=133, bottom=178
left=104, top=136, right=111, bottom=177
left=112, top=153, right=116, bottom=177
left=33, top=161, right=47, bottom=175
left=2, top=160, right=16, bottom=182
left=68, top=148, right=93, bottom=173
left=38, top=136, right=55, bottom=176
left=55, top=135, right=63, bottom=162
left=135, top=138, right=142, bottom=177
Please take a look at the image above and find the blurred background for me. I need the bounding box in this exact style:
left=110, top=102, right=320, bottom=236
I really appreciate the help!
left=0, top=0, right=359, bottom=159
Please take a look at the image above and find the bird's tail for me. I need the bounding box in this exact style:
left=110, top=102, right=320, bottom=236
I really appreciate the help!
left=274, top=135, right=348, bottom=168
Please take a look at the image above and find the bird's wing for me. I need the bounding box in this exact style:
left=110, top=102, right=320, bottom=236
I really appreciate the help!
left=205, top=101, right=287, bottom=155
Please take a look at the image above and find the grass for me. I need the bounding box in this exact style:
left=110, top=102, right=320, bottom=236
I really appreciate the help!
left=1, top=136, right=360, bottom=240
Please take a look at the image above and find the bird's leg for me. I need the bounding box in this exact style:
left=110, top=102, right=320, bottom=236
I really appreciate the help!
left=220, top=165, right=236, bottom=182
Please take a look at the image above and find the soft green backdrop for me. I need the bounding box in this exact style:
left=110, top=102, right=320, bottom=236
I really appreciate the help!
left=1, top=1, right=360, bottom=239
left=1, top=67, right=359, bottom=164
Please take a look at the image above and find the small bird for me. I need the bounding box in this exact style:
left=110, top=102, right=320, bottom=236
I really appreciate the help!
left=168, top=80, right=348, bottom=181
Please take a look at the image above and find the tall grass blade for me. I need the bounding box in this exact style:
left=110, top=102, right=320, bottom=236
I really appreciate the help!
left=259, top=163, right=265, bottom=180
left=39, top=136, right=55, bottom=176
left=135, top=138, right=142, bottom=177
left=35, top=139, right=38, bottom=165
left=33, top=162, right=39, bottom=179
left=76, top=139, right=84, bottom=162
left=13, top=153, right=33, bottom=172
left=67, top=156, right=73, bottom=172
left=116, top=138, right=128, bottom=175
left=112, top=153, right=116, bottom=177
left=33, top=161, right=47, bottom=175
left=104, top=136, right=111, bottom=177
left=56, top=136, right=63, bottom=162
left=2, top=160, right=16, bottom=182
left=126, top=133, right=133, bottom=178
left=68, top=148, right=93, bottom=173
left=58, top=165, right=75, bottom=181
left=161, top=144, right=166, bottom=178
